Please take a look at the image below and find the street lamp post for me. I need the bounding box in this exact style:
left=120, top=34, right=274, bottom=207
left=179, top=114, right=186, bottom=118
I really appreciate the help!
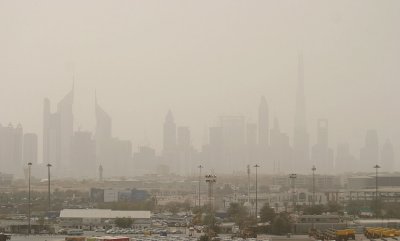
left=198, top=165, right=203, bottom=207
left=254, top=164, right=260, bottom=220
left=205, top=174, right=217, bottom=212
left=289, top=173, right=297, bottom=213
left=27, top=162, right=32, bottom=235
left=312, top=166, right=316, bottom=208
left=47, top=163, right=52, bottom=215
left=374, top=164, right=381, bottom=217
left=311, top=166, right=316, bottom=229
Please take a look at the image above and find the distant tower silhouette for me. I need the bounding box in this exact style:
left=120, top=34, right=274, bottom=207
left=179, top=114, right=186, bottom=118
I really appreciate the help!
left=311, top=119, right=334, bottom=173
left=381, top=139, right=394, bottom=172
left=258, top=96, right=269, bottom=146
left=43, top=83, right=74, bottom=176
left=99, top=165, right=103, bottom=181
left=163, top=110, right=177, bottom=152
left=360, top=130, right=379, bottom=171
left=293, top=53, right=310, bottom=172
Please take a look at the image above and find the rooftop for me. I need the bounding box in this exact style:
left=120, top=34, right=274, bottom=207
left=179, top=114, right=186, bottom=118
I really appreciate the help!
left=59, top=209, right=151, bottom=219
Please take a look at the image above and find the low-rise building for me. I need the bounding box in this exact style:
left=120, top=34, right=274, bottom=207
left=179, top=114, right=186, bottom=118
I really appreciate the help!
left=59, top=209, right=151, bottom=229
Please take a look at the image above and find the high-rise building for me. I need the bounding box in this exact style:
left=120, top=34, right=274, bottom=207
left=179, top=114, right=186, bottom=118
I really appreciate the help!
left=335, top=143, right=356, bottom=173
left=177, top=126, right=196, bottom=176
left=71, top=131, right=96, bottom=178
left=162, top=110, right=178, bottom=172
left=220, top=116, right=246, bottom=171
left=258, top=96, right=269, bottom=146
left=293, top=54, right=310, bottom=172
left=270, top=117, right=292, bottom=173
left=95, top=93, right=112, bottom=142
left=246, top=123, right=258, bottom=165
left=311, top=119, right=334, bottom=173
left=23, top=133, right=38, bottom=164
left=133, top=146, right=157, bottom=174
left=360, top=130, right=379, bottom=171
left=0, top=123, right=23, bottom=175
left=381, top=139, right=394, bottom=172
left=163, top=110, right=177, bottom=152
left=202, top=126, right=223, bottom=171
left=94, top=95, right=132, bottom=177
left=177, top=126, right=191, bottom=148
left=43, top=85, right=74, bottom=176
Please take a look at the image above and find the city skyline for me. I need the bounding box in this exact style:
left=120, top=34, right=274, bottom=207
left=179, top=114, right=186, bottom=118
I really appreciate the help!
left=1, top=0, right=399, bottom=174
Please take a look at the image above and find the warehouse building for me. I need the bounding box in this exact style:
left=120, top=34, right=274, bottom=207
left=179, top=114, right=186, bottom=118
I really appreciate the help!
left=59, top=209, right=151, bottom=229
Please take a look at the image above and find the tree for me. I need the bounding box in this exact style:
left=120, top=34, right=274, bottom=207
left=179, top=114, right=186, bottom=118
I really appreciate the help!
left=260, top=203, right=275, bottom=223
left=114, top=217, right=133, bottom=228
left=227, top=203, right=248, bottom=226
left=271, top=213, right=292, bottom=235
left=326, top=201, right=343, bottom=213
left=303, top=204, right=324, bottom=215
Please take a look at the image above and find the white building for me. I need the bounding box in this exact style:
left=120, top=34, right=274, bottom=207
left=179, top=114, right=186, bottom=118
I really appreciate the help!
left=59, top=209, right=151, bottom=228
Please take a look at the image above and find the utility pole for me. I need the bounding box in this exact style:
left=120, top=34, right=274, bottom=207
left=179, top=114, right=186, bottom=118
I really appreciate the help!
left=47, top=163, right=52, bottom=215
left=254, top=164, right=260, bottom=220
left=27, top=162, right=32, bottom=235
left=374, top=164, right=381, bottom=217
left=312, top=166, right=316, bottom=230
left=289, top=173, right=297, bottom=213
left=247, top=165, right=251, bottom=204
left=198, top=165, right=203, bottom=207
left=312, top=166, right=316, bottom=208
left=205, top=174, right=217, bottom=212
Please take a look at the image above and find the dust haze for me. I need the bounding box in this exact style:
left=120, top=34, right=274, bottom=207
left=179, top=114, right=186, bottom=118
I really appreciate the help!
left=1, top=0, right=400, bottom=177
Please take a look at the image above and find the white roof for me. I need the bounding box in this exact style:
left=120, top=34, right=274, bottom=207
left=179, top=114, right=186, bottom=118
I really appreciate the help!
left=60, top=209, right=151, bottom=219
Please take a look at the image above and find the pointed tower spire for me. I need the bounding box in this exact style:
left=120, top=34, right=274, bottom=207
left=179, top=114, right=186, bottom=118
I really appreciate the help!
left=293, top=52, right=310, bottom=172
left=258, top=96, right=269, bottom=146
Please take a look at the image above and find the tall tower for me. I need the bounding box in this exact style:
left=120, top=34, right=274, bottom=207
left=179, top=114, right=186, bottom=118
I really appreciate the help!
left=95, top=92, right=112, bottom=142
left=43, top=84, right=74, bottom=176
left=381, top=139, right=394, bottom=172
left=258, top=96, right=269, bottom=146
left=43, top=98, right=51, bottom=164
left=163, top=110, right=177, bottom=152
left=311, top=119, right=334, bottom=173
left=56, top=84, right=74, bottom=172
left=360, top=130, right=379, bottom=171
left=293, top=54, right=310, bottom=172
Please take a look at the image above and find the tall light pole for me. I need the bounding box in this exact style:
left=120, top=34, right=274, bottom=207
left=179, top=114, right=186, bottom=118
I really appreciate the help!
left=374, top=164, right=381, bottom=217
left=289, top=173, right=297, bottom=213
left=254, top=164, right=260, bottom=220
left=198, top=165, right=203, bottom=207
left=27, top=162, right=32, bottom=235
left=311, top=166, right=316, bottom=230
left=47, top=163, right=52, bottom=215
left=205, top=174, right=217, bottom=212
left=312, top=166, right=316, bottom=208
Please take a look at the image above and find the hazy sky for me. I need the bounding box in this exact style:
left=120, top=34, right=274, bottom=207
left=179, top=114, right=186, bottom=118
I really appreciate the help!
left=1, top=0, right=399, bottom=161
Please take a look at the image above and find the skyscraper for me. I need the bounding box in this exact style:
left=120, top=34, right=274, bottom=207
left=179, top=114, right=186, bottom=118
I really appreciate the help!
left=94, top=94, right=132, bottom=177
left=270, top=117, right=292, bottom=173
left=23, top=133, right=38, bottom=165
left=220, top=116, right=246, bottom=171
left=162, top=110, right=178, bottom=172
left=163, top=110, right=177, bottom=152
left=43, top=85, right=74, bottom=176
left=0, top=123, right=23, bottom=175
left=360, top=130, right=379, bottom=171
left=258, top=96, right=269, bottom=146
left=293, top=54, right=310, bottom=172
left=335, top=142, right=356, bottom=173
left=71, top=131, right=96, bottom=178
left=381, top=139, right=394, bottom=172
left=311, top=119, right=334, bottom=173
left=95, top=92, right=112, bottom=142
left=177, top=126, right=196, bottom=176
